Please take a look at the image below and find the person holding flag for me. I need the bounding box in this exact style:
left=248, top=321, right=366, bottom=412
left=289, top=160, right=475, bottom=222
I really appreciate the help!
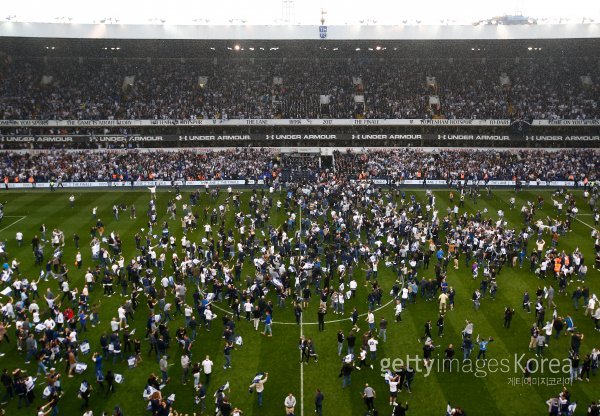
left=249, top=373, right=268, bottom=407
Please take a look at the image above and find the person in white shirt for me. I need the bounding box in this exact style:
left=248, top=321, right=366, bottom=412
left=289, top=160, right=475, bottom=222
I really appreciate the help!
left=60, top=280, right=70, bottom=302
left=15, top=231, right=23, bottom=247
left=180, top=354, right=191, bottom=384
left=338, top=292, right=345, bottom=314
left=284, top=393, right=297, bottom=415
left=75, top=252, right=82, bottom=269
left=463, top=320, right=474, bottom=338
left=56, top=310, right=64, bottom=329
left=118, top=306, right=127, bottom=329
left=349, top=279, right=357, bottom=298
left=28, top=302, right=39, bottom=314
left=592, top=307, right=600, bottom=331
left=395, top=300, right=403, bottom=322
left=244, top=300, right=253, bottom=321
left=401, top=287, right=409, bottom=308
left=110, top=317, right=120, bottom=332
left=543, top=321, right=553, bottom=342
left=204, top=307, right=215, bottom=330
left=148, top=186, right=157, bottom=200
left=367, top=336, right=378, bottom=364
left=202, top=355, right=213, bottom=385
left=90, top=239, right=100, bottom=260
left=586, top=296, right=598, bottom=317
left=365, top=311, right=375, bottom=331
left=30, top=279, right=39, bottom=297
left=44, top=317, right=56, bottom=330
left=184, top=304, right=193, bottom=326
left=161, top=276, right=169, bottom=289
left=10, top=259, right=20, bottom=276
left=388, top=375, right=400, bottom=406
left=163, top=303, right=173, bottom=322
left=84, top=270, right=94, bottom=290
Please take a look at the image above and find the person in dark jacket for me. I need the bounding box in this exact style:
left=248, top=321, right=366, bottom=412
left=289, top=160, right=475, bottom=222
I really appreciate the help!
left=340, top=361, right=353, bottom=388
left=394, top=401, right=409, bottom=416
left=314, top=389, right=324, bottom=416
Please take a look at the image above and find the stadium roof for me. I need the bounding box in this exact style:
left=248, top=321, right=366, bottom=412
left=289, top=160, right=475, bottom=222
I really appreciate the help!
left=1, top=22, right=599, bottom=41
left=2, top=0, right=599, bottom=26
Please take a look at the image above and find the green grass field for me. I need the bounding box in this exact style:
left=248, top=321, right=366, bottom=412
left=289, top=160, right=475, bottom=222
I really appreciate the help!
left=0, top=186, right=598, bottom=416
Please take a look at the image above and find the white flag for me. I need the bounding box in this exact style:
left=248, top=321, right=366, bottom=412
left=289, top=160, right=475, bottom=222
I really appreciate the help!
left=499, top=74, right=511, bottom=86
left=40, top=75, right=53, bottom=86
left=122, top=75, right=135, bottom=91
left=580, top=75, right=592, bottom=86
left=273, top=76, right=283, bottom=85
left=198, top=76, right=209, bottom=87
left=429, top=95, right=440, bottom=106
left=319, top=95, right=330, bottom=105
left=353, top=95, right=365, bottom=103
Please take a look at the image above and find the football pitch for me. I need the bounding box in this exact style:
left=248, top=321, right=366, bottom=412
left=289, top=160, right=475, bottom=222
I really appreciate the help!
left=0, top=186, right=598, bottom=416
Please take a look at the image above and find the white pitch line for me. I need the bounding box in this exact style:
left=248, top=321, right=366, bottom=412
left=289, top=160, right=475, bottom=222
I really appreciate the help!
left=210, top=298, right=396, bottom=325
left=575, top=217, right=597, bottom=230
left=279, top=298, right=396, bottom=325
left=300, top=311, right=304, bottom=416
left=0, top=216, right=26, bottom=232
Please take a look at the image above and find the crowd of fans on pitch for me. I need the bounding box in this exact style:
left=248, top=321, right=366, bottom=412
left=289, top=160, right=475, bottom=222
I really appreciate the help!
left=0, top=57, right=598, bottom=120
left=0, top=148, right=598, bottom=184
left=0, top=164, right=598, bottom=415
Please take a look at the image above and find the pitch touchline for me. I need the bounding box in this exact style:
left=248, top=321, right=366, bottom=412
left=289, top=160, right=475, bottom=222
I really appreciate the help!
left=209, top=298, right=396, bottom=325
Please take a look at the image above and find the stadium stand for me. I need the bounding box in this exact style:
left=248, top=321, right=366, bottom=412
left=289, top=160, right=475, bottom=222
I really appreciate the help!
left=0, top=57, right=597, bottom=121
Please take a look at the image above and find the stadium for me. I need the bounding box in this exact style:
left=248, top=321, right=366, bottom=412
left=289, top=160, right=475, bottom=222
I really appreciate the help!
left=0, top=1, right=598, bottom=415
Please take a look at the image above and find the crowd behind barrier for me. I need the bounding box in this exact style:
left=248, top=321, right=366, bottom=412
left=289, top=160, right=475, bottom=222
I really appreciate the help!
left=333, top=149, right=600, bottom=182
left=0, top=148, right=597, bottom=184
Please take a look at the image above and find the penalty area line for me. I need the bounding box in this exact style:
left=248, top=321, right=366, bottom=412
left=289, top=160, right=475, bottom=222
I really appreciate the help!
left=575, top=217, right=597, bottom=231
left=0, top=216, right=27, bottom=232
